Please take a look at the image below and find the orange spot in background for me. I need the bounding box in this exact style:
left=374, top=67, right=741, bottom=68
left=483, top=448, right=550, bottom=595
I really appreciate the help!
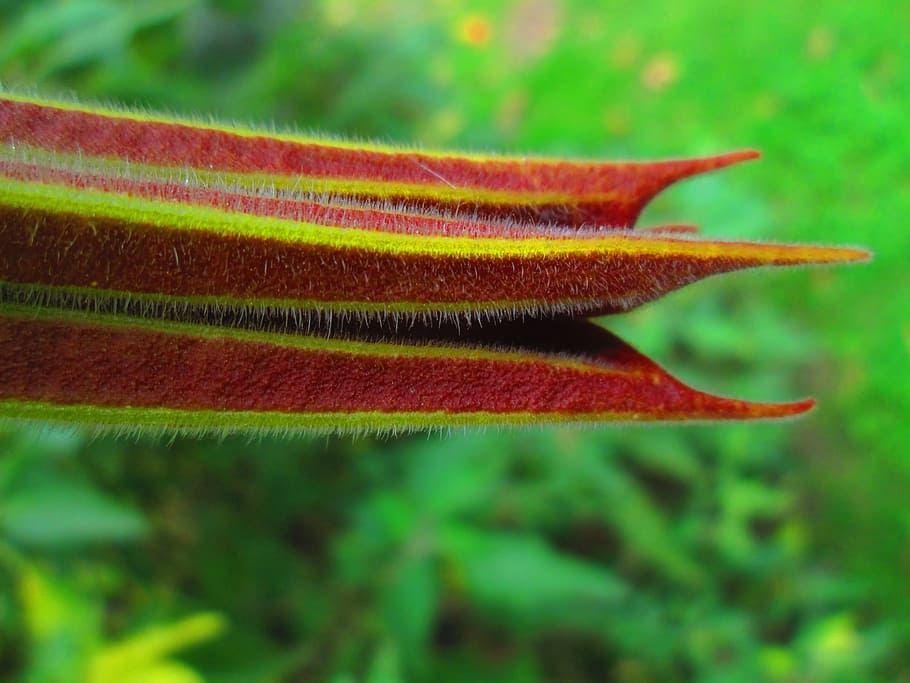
left=641, top=53, right=681, bottom=92
left=457, top=13, right=492, bottom=46
left=505, top=0, right=562, bottom=62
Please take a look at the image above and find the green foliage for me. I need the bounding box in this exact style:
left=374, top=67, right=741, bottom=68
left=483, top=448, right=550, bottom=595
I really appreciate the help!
left=0, top=0, right=907, bottom=681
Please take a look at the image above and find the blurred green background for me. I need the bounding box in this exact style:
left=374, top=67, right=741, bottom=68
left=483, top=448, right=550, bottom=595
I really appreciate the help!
left=1, top=0, right=908, bottom=681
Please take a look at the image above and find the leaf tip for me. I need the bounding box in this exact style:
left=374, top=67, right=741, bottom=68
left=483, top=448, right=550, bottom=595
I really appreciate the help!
left=698, top=395, right=816, bottom=422
left=659, top=148, right=761, bottom=182
left=799, top=244, right=873, bottom=265
left=760, top=396, right=816, bottom=419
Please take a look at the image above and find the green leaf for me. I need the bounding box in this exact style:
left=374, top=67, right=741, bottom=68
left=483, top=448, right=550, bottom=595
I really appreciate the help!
left=405, top=433, right=509, bottom=518
left=89, top=612, right=226, bottom=683
left=442, top=527, right=627, bottom=630
left=365, top=640, right=403, bottom=683
left=18, top=565, right=101, bottom=683
left=0, top=481, right=148, bottom=547
left=577, top=450, right=702, bottom=584
left=380, top=556, right=437, bottom=673
left=97, top=661, right=205, bottom=683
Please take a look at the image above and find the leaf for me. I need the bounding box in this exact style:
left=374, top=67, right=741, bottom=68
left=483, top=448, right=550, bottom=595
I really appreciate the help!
left=0, top=2, right=115, bottom=67
left=0, top=89, right=870, bottom=432
left=380, top=556, right=437, bottom=673
left=365, top=640, right=403, bottom=683
left=0, top=479, right=148, bottom=546
left=0, top=90, right=759, bottom=227
left=97, top=661, right=205, bottom=683
left=0, top=158, right=867, bottom=323
left=0, top=427, right=85, bottom=493
left=441, top=527, right=627, bottom=629
left=405, top=432, right=510, bottom=517
left=0, top=306, right=818, bottom=433
left=88, top=612, right=226, bottom=683
left=18, top=564, right=101, bottom=682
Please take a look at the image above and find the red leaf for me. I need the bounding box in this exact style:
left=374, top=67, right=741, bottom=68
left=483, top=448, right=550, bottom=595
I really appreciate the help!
left=0, top=306, right=814, bottom=433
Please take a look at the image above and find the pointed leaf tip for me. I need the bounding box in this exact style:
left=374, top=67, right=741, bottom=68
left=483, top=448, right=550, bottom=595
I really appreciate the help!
left=654, top=149, right=761, bottom=183
left=601, top=149, right=761, bottom=228
left=742, top=396, right=816, bottom=420
left=674, top=395, right=814, bottom=422
left=775, top=244, right=872, bottom=265
left=839, top=246, right=874, bottom=263
left=0, top=308, right=822, bottom=432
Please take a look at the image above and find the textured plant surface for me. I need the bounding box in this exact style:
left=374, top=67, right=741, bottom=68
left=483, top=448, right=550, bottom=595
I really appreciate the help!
left=0, top=93, right=757, bottom=226
left=0, top=3, right=906, bottom=683
left=0, top=92, right=865, bottom=433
